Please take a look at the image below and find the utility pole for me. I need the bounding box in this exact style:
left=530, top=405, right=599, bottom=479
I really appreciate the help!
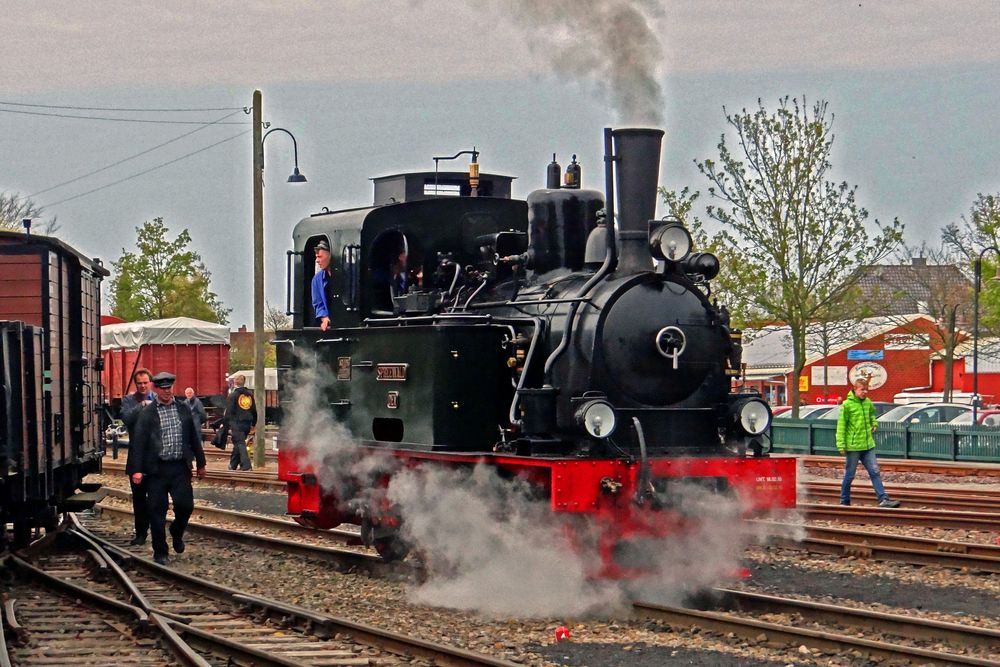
left=252, top=89, right=266, bottom=469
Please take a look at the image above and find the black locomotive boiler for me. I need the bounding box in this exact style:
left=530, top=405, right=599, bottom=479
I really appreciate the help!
left=277, top=128, right=796, bottom=574
left=0, top=230, right=107, bottom=547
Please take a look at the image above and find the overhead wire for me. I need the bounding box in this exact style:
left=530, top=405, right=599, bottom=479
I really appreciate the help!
left=0, top=100, right=244, bottom=112
left=41, top=130, right=251, bottom=208
left=29, top=109, right=245, bottom=198
left=0, top=107, right=247, bottom=124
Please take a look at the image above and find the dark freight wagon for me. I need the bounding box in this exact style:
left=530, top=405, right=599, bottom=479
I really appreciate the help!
left=0, top=230, right=107, bottom=545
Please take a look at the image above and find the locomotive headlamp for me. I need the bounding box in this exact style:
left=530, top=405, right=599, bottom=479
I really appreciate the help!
left=649, top=222, right=693, bottom=262
left=733, top=397, right=771, bottom=436
left=576, top=400, right=616, bottom=438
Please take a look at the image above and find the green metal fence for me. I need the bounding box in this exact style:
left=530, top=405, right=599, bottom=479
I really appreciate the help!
left=770, top=419, right=1000, bottom=462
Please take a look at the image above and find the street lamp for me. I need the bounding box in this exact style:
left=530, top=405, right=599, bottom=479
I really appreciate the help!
left=971, top=246, right=1000, bottom=424
left=251, top=90, right=307, bottom=469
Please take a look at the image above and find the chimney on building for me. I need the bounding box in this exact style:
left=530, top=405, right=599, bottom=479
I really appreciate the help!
left=911, top=256, right=927, bottom=268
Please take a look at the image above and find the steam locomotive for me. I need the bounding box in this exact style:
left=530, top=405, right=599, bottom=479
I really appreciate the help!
left=276, top=128, right=796, bottom=574
left=0, top=230, right=107, bottom=548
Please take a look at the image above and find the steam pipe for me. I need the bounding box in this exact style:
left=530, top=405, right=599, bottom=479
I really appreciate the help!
left=603, top=128, right=618, bottom=268
left=542, top=247, right=612, bottom=380
left=505, top=316, right=545, bottom=427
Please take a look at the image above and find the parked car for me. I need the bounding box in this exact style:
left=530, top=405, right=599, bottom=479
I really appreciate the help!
left=948, top=409, right=1000, bottom=426
left=784, top=405, right=838, bottom=420
left=878, top=403, right=971, bottom=425
left=771, top=406, right=793, bottom=417
left=819, top=402, right=896, bottom=421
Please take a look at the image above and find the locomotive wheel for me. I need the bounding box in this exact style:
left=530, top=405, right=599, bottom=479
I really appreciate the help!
left=361, top=518, right=410, bottom=562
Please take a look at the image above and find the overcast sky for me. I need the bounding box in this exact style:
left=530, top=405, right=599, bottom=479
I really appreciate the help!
left=2, top=0, right=999, bottom=327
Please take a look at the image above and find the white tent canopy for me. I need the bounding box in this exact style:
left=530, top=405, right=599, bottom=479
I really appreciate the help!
left=229, top=368, right=278, bottom=391
left=101, top=316, right=230, bottom=350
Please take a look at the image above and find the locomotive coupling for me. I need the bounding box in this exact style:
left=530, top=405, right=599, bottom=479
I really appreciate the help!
left=600, top=477, right=623, bottom=495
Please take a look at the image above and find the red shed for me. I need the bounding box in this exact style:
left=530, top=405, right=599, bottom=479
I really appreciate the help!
left=743, top=315, right=961, bottom=406
left=102, top=316, right=230, bottom=402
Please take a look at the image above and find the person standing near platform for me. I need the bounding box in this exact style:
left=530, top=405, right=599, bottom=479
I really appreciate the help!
left=130, top=372, right=206, bottom=565
left=836, top=377, right=901, bottom=508
left=224, top=373, right=257, bottom=471
left=183, top=386, right=208, bottom=436
left=122, top=368, right=153, bottom=546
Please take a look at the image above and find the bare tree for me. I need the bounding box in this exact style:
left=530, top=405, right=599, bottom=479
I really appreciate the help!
left=0, top=192, right=60, bottom=234
left=265, top=301, right=291, bottom=332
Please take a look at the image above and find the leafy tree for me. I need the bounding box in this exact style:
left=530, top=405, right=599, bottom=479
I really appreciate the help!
left=0, top=192, right=60, bottom=234
left=660, top=186, right=765, bottom=327
left=943, top=193, right=1000, bottom=333
left=693, top=97, right=902, bottom=414
left=110, top=218, right=230, bottom=323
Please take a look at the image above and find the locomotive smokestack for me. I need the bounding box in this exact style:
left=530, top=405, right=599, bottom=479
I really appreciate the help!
left=612, top=128, right=663, bottom=273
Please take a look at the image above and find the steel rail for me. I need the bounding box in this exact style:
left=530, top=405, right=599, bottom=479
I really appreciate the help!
left=760, top=519, right=1000, bottom=561
left=803, top=484, right=1000, bottom=512
left=633, top=597, right=999, bottom=666
left=799, top=456, right=1000, bottom=478
left=73, top=515, right=517, bottom=666
left=805, top=479, right=1000, bottom=500
left=97, top=502, right=399, bottom=575
left=711, top=588, right=1000, bottom=650
left=102, top=459, right=285, bottom=490
left=101, top=485, right=1000, bottom=574
left=102, top=485, right=356, bottom=541
left=801, top=503, right=1000, bottom=530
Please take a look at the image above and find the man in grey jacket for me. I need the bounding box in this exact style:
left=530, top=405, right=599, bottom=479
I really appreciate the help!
left=122, top=368, right=153, bottom=545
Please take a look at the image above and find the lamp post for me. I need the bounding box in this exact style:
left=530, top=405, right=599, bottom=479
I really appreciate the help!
left=251, top=90, right=307, bottom=469
left=972, top=246, right=1000, bottom=424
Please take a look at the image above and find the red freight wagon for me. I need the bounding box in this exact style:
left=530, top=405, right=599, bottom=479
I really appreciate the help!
left=101, top=317, right=229, bottom=407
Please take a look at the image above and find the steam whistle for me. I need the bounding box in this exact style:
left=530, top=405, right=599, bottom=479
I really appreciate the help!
left=547, top=154, right=561, bottom=189
left=564, top=155, right=581, bottom=189
left=468, top=151, right=480, bottom=197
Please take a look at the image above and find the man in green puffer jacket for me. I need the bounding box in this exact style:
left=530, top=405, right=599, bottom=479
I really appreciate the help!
left=836, top=378, right=901, bottom=508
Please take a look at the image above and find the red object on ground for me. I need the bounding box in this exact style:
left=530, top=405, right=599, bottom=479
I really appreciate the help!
left=554, top=626, right=570, bottom=642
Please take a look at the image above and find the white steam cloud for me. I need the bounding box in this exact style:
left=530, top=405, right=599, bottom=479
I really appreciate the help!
left=283, top=351, right=796, bottom=617
left=477, top=0, right=666, bottom=126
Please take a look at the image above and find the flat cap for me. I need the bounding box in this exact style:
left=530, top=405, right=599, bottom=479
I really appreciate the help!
left=314, top=238, right=330, bottom=252
left=151, top=371, right=176, bottom=388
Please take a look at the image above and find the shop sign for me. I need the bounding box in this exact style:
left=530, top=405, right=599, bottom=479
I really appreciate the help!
left=847, top=349, right=884, bottom=360
left=849, top=362, right=888, bottom=389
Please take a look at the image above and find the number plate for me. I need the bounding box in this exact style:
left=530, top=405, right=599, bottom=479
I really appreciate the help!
left=376, top=363, right=408, bottom=381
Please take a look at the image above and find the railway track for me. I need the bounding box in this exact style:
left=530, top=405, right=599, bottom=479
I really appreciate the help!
left=759, top=521, right=1000, bottom=573
left=634, top=589, right=1000, bottom=666
left=800, top=455, right=1000, bottom=478
left=86, top=498, right=1000, bottom=663
left=98, top=486, right=1000, bottom=574
left=3, top=515, right=518, bottom=666
left=801, top=503, right=1000, bottom=531
left=803, top=481, right=1000, bottom=513
left=101, top=459, right=285, bottom=491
